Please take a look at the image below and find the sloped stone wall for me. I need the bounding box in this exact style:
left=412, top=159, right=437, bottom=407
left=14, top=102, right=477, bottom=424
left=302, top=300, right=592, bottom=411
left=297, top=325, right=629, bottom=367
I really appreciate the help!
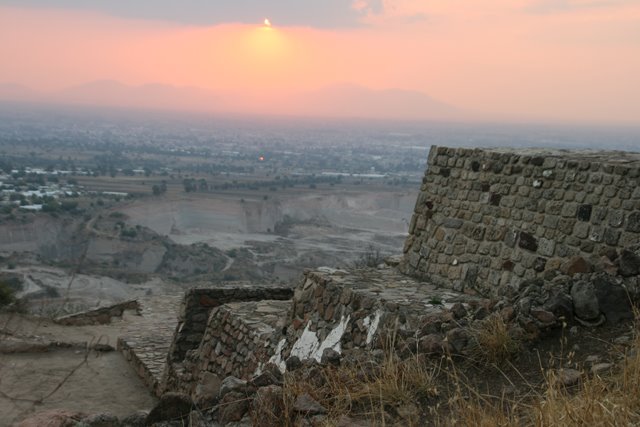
left=169, top=286, right=293, bottom=363
left=401, top=146, right=640, bottom=296
left=55, top=300, right=140, bottom=326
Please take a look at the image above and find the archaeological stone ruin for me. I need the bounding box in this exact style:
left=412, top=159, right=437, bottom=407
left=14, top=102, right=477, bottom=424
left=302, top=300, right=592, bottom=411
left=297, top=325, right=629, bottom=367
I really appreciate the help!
left=116, top=146, right=640, bottom=413
left=401, top=146, right=640, bottom=295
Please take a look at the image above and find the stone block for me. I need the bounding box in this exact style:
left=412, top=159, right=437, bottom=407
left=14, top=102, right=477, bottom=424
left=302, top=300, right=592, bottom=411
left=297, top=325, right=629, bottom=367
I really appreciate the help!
left=573, top=222, right=590, bottom=239
left=538, top=238, right=556, bottom=257
left=576, top=204, right=592, bottom=222
left=626, top=211, right=640, bottom=232
left=518, top=231, right=538, bottom=252
left=443, top=218, right=463, bottom=229
left=561, top=203, right=577, bottom=218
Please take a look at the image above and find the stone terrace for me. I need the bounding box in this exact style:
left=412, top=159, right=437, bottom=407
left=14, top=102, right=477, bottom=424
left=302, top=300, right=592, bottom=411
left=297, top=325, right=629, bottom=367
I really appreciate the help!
left=276, top=267, right=483, bottom=365
left=118, top=293, right=183, bottom=395
left=167, top=299, right=291, bottom=395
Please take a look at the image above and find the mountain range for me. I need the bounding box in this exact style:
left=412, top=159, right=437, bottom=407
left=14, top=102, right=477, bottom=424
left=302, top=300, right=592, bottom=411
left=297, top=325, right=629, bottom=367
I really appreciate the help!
left=0, top=80, right=462, bottom=121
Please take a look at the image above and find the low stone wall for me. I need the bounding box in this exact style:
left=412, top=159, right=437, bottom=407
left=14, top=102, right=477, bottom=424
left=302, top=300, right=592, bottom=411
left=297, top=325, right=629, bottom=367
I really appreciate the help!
left=118, top=336, right=165, bottom=396
left=270, top=267, right=482, bottom=369
left=168, top=285, right=294, bottom=363
left=54, top=300, right=140, bottom=326
left=401, top=146, right=640, bottom=295
left=162, top=269, right=481, bottom=397
left=195, top=300, right=289, bottom=379
left=165, top=300, right=290, bottom=395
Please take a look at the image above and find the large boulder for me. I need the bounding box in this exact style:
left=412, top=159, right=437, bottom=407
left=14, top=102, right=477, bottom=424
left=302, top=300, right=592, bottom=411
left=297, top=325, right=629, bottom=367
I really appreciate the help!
left=218, top=391, right=250, bottom=424
left=145, top=392, right=193, bottom=425
left=592, top=274, right=634, bottom=324
left=619, top=249, right=640, bottom=277
left=571, top=274, right=633, bottom=325
left=571, top=281, right=600, bottom=321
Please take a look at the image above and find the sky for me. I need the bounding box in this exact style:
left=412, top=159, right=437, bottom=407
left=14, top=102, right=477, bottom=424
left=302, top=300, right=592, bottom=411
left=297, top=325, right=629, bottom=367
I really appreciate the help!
left=0, top=1, right=639, bottom=123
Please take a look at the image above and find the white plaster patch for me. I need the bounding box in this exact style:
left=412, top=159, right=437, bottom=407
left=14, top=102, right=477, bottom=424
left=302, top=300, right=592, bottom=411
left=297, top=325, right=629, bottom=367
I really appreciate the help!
left=288, top=315, right=351, bottom=363
left=363, top=309, right=383, bottom=345
left=267, top=338, right=287, bottom=373
left=314, top=315, right=350, bottom=361
left=290, top=323, right=321, bottom=362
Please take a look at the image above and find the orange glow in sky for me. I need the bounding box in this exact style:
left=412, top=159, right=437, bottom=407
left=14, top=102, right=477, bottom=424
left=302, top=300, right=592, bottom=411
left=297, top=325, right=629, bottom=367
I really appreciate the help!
left=0, top=3, right=639, bottom=124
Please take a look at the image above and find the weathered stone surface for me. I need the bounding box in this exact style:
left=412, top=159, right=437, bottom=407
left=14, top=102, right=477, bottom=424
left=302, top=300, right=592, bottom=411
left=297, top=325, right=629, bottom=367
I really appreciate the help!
left=320, top=348, right=341, bottom=366
left=194, top=372, right=222, bottom=408
left=564, top=257, right=592, bottom=276
left=219, top=376, right=249, bottom=399
left=626, top=212, right=640, bottom=232
left=530, top=308, right=556, bottom=325
left=543, top=293, right=574, bottom=321
left=450, top=302, right=468, bottom=319
left=446, top=328, right=470, bottom=353
left=250, top=364, right=283, bottom=388
left=571, top=281, right=600, bottom=321
left=120, top=411, right=147, bottom=427
left=591, top=363, right=613, bottom=375
left=218, top=391, right=250, bottom=424
left=286, top=356, right=303, bottom=371
left=577, top=205, right=593, bottom=222
left=78, top=413, right=119, bottom=427
left=518, top=231, right=538, bottom=252
left=619, top=249, right=640, bottom=277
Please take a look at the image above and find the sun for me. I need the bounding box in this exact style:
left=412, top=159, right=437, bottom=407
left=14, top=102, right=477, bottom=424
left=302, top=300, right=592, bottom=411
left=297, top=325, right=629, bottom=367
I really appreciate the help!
left=264, top=18, right=272, bottom=28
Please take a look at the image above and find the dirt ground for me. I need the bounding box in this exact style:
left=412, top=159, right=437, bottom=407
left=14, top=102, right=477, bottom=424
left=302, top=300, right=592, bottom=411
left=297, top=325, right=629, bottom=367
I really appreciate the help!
left=0, top=312, right=158, bottom=426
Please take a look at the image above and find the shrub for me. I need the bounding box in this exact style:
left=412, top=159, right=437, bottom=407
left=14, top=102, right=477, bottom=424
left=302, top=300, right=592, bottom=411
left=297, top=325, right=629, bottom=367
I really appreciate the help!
left=351, top=244, right=383, bottom=268
left=467, top=313, right=522, bottom=365
left=0, top=280, right=16, bottom=307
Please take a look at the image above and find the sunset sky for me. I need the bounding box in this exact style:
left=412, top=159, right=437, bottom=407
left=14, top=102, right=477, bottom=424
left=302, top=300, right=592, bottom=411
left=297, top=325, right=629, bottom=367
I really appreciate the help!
left=0, top=1, right=639, bottom=123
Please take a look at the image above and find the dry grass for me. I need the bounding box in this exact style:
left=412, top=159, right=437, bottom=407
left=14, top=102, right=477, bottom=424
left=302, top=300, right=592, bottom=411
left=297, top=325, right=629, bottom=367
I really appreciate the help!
left=530, top=333, right=640, bottom=426
left=252, top=315, right=640, bottom=426
left=467, top=313, right=522, bottom=366
left=441, top=314, right=640, bottom=427
left=265, top=354, right=439, bottom=426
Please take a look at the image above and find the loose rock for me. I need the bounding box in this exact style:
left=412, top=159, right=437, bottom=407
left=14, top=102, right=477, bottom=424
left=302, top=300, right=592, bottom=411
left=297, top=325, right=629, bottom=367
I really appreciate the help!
left=294, top=393, right=327, bottom=415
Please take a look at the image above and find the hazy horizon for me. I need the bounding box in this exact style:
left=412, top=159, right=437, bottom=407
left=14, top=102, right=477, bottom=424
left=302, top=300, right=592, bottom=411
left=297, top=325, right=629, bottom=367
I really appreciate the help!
left=1, top=2, right=639, bottom=125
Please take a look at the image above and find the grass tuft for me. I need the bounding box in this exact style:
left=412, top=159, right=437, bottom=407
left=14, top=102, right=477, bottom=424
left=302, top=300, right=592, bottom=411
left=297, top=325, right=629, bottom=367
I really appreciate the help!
left=467, top=313, right=522, bottom=366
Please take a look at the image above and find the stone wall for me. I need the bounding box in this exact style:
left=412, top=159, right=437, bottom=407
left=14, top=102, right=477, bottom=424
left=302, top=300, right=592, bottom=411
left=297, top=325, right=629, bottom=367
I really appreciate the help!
left=118, top=336, right=165, bottom=396
left=168, top=286, right=293, bottom=363
left=165, top=300, right=290, bottom=395
left=401, top=146, right=640, bottom=295
left=270, top=267, right=481, bottom=370
left=162, top=268, right=481, bottom=398
left=55, top=300, right=140, bottom=326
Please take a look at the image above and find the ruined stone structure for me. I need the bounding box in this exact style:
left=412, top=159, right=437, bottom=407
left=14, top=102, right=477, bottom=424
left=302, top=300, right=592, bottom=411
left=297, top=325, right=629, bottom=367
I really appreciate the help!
left=118, top=146, right=640, bottom=410
left=401, top=146, right=640, bottom=296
